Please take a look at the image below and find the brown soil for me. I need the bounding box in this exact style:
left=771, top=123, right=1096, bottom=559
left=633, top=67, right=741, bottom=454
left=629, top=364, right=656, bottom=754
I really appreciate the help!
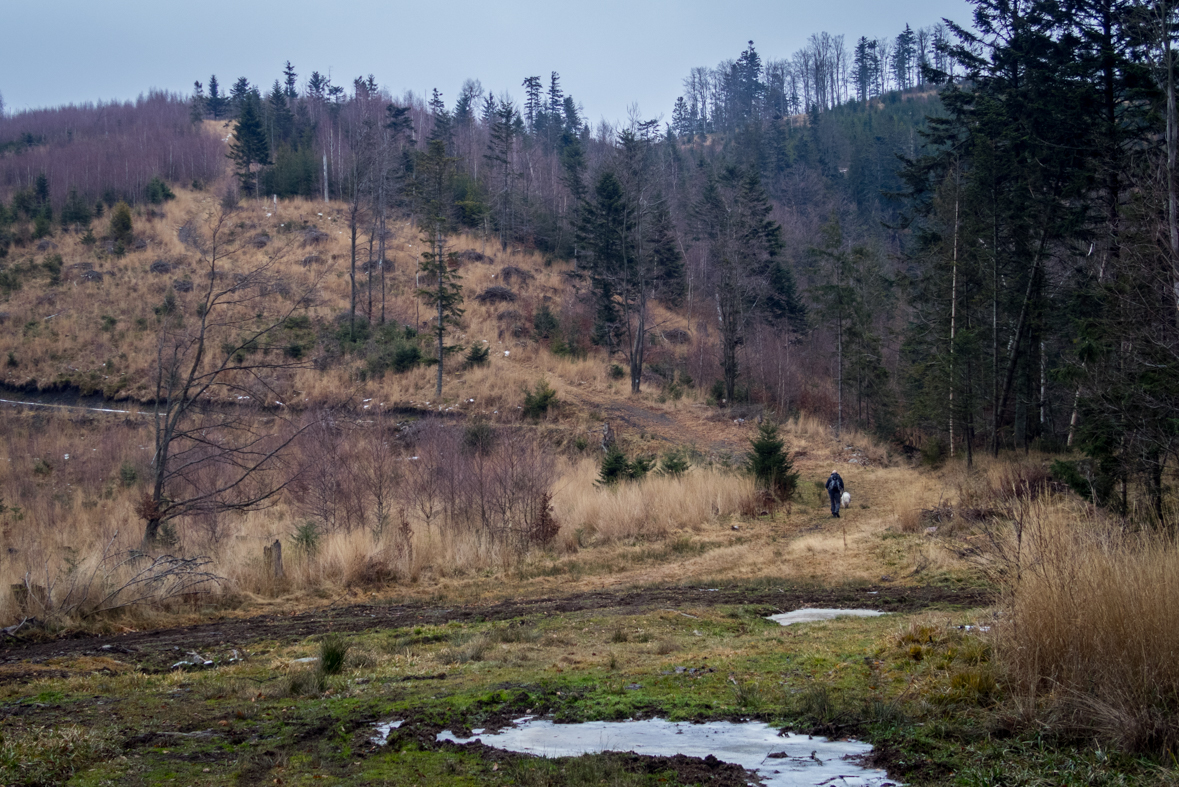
left=0, top=583, right=990, bottom=677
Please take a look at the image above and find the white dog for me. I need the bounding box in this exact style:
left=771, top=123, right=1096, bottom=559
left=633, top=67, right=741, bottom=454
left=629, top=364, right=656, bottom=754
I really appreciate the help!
left=841, top=491, right=851, bottom=507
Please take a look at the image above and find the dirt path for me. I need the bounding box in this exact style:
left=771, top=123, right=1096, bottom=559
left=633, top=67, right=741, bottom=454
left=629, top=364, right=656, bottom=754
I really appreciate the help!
left=0, top=584, right=990, bottom=675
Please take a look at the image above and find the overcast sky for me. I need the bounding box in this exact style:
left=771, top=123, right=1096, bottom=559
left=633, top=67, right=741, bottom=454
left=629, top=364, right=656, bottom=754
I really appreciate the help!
left=2, top=1, right=974, bottom=125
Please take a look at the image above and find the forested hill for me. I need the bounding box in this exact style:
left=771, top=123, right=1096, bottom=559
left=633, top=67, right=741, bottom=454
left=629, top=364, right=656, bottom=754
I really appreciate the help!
left=1, top=0, right=1174, bottom=525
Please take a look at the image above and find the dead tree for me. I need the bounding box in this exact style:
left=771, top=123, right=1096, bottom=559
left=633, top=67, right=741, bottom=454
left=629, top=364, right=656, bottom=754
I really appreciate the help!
left=142, top=206, right=329, bottom=543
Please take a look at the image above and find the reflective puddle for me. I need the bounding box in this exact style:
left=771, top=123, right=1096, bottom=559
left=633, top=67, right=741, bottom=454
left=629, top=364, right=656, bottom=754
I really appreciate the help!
left=437, top=717, right=899, bottom=786
left=767, top=608, right=887, bottom=626
left=370, top=719, right=403, bottom=745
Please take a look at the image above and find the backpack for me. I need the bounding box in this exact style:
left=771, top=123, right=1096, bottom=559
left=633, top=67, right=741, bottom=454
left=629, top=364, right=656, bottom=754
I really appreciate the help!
left=827, top=473, right=844, bottom=493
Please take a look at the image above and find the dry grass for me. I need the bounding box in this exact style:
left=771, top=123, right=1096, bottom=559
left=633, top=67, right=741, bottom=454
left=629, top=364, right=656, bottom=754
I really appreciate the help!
left=0, top=407, right=762, bottom=626
left=0, top=185, right=685, bottom=415
left=553, top=459, right=753, bottom=544
left=985, top=498, right=1179, bottom=756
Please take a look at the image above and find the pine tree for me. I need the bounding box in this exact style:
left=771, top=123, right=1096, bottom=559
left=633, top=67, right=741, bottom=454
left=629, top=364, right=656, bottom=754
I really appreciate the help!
left=484, top=99, right=517, bottom=249
left=229, top=77, right=251, bottom=117
left=428, top=88, right=452, bottom=147
left=522, top=76, right=542, bottom=131
left=109, top=201, right=133, bottom=251
left=266, top=81, right=295, bottom=150
left=283, top=61, right=298, bottom=99
left=206, top=75, right=227, bottom=119
left=894, top=25, right=916, bottom=90
left=190, top=80, right=206, bottom=123
left=416, top=139, right=464, bottom=397
left=228, top=92, right=270, bottom=196
left=691, top=165, right=784, bottom=403
left=454, top=80, right=482, bottom=127
left=747, top=422, right=798, bottom=500
left=307, top=71, right=327, bottom=101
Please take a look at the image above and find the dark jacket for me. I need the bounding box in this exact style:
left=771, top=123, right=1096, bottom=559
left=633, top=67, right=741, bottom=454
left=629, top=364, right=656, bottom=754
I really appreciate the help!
left=826, top=473, right=844, bottom=495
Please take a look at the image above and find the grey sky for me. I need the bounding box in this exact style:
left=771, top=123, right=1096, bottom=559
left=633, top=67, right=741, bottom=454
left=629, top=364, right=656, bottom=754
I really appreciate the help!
left=3, top=1, right=974, bottom=125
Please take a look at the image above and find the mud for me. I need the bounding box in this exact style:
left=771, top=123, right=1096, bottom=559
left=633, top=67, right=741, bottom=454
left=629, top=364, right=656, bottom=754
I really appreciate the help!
left=0, top=584, right=991, bottom=676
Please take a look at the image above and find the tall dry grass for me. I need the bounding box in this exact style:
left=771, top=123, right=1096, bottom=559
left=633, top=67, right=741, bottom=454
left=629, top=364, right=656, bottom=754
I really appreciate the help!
left=553, top=458, right=753, bottom=545
left=988, top=495, right=1179, bottom=756
left=0, top=408, right=754, bottom=626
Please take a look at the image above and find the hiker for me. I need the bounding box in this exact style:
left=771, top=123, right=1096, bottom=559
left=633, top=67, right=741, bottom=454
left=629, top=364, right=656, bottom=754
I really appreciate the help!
left=826, top=471, right=845, bottom=518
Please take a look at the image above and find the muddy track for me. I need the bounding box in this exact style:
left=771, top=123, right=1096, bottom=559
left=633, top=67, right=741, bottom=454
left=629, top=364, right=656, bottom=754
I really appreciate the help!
left=0, top=584, right=991, bottom=673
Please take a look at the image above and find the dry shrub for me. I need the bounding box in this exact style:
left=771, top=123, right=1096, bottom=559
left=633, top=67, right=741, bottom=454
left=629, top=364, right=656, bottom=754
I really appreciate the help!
left=554, top=459, right=752, bottom=543
left=991, top=500, right=1179, bottom=756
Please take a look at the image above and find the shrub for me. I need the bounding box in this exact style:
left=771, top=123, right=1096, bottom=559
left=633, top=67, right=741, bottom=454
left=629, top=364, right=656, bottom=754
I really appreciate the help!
left=659, top=449, right=691, bottom=477
left=42, top=253, right=61, bottom=285
left=463, top=419, right=496, bottom=455
left=920, top=435, right=947, bottom=468
left=533, top=303, right=559, bottom=339
left=465, top=343, right=490, bottom=367
left=628, top=454, right=655, bottom=480
left=109, top=201, right=133, bottom=245
left=598, top=445, right=631, bottom=486
left=119, top=462, right=138, bottom=486
left=522, top=379, right=558, bottom=420
left=608, top=364, right=626, bottom=380
left=319, top=635, right=349, bottom=676
left=145, top=176, right=175, bottom=204
left=291, top=521, right=321, bottom=555
left=598, top=446, right=655, bottom=485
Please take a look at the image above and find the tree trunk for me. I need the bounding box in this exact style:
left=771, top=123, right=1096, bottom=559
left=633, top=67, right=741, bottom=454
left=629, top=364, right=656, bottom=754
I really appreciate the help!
left=349, top=204, right=358, bottom=338
left=992, top=218, right=1053, bottom=456
left=949, top=166, right=960, bottom=457
left=436, top=229, right=444, bottom=398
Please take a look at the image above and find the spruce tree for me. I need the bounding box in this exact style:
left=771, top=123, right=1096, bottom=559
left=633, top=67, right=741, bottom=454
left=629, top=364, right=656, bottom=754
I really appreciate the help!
left=229, top=77, right=251, bottom=116
left=190, top=80, right=206, bottom=123
left=228, top=92, right=270, bottom=196
left=283, top=61, right=298, bottom=99
left=415, top=139, right=464, bottom=398
left=747, top=422, right=798, bottom=501
left=206, top=75, right=226, bottom=119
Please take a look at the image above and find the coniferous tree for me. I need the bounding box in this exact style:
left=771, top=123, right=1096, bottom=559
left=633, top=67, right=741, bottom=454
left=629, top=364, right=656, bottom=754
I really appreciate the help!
left=228, top=91, right=270, bottom=196
left=485, top=99, right=517, bottom=248
left=894, top=25, right=916, bottom=90
left=266, top=80, right=295, bottom=150
left=428, top=88, right=452, bottom=148
left=416, top=138, right=465, bottom=397
left=190, top=80, right=206, bottom=122
left=747, top=421, right=798, bottom=500
left=522, top=76, right=543, bottom=131
left=306, top=71, right=327, bottom=101
left=206, top=75, right=227, bottom=119
left=692, top=164, right=785, bottom=404
left=283, top=61, right=298, bottom=99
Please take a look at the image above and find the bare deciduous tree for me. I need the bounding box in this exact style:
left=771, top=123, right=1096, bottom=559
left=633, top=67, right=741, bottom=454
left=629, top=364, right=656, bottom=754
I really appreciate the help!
left=142, top=206, right=328, bottom=543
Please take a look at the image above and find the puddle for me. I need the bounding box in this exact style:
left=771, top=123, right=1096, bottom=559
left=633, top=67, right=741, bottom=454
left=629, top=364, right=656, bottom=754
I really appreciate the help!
left=437, top=717, right=899, bottom=786
left=767, top=608, right=886, bottom=626
left=371, top=719, right=403, bottom=745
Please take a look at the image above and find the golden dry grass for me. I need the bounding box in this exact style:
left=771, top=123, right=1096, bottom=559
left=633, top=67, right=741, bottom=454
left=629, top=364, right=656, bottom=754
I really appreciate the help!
left=981, top=497, right=1179, bottom=754
left=553, top=458, right=754, bottom=544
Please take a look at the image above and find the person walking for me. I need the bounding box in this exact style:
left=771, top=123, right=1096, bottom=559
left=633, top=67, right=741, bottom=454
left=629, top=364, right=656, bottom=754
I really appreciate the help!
left=826, top=471, right=845, bottom=517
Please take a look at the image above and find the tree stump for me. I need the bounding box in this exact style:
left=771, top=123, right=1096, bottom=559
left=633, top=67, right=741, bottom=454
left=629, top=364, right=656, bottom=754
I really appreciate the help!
left=263, top=540, right=284, bottom=580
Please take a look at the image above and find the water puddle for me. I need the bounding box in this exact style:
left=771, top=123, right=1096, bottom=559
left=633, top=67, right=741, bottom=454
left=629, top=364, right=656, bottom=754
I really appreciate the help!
left=437, top=717, right=899, bottom=786
left=767, top=608, right=886, bottom=626
left=371, top=719, right=403, bottom=745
